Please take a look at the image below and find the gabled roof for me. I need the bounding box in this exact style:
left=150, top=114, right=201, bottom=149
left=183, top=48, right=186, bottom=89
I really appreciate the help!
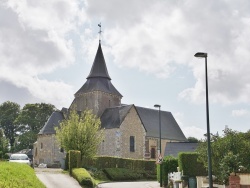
left=38, top=111, right=64, bottom=135
left=101, top=105, right=133, bottom=129
left=100, top=104, right=187, bottom=142
left=75, top=43, right=122, bottom=97
left=164, top=142, right=198, bottom=157
left=135, top=106, right=187, bottom=141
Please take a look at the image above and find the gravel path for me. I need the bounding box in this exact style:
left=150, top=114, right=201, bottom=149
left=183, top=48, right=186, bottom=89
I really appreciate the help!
left=35, top=168, right=82, bottom=188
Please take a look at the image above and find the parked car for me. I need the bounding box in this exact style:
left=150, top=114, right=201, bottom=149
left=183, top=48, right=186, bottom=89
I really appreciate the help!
left=9, top=153, right=32, bottom=167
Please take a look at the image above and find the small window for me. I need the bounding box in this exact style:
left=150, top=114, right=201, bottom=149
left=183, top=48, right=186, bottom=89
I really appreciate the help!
left=41, top=143, right=43, bottom=149
left=130, top=136, right=135, bottom=152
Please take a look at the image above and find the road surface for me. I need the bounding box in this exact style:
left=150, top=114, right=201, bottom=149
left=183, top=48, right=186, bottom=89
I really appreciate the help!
left=97, top=181, right=160, bottom=188
left=35, top=168, right=82, bottom=188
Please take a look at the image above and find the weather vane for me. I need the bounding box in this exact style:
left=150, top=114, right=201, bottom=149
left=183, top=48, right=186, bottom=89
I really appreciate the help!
left=98, top=23, right=102, bottom=43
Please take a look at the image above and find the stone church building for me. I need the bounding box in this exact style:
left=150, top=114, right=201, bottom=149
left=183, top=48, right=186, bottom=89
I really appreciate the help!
left=33, top=42, right=187, bottom=167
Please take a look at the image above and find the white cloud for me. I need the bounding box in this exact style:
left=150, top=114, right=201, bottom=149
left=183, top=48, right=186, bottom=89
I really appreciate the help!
left=232, top=109, right=250, bottom=117
left=84, top=0, right=250, bottom=106
left=0, top=0, right=84, bottom=108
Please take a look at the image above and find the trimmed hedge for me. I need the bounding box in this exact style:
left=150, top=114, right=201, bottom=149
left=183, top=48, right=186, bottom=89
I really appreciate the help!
left=72, top=168, right=94, bottom=188
left=178, top=152, right=207, bottom=177
left=157, top=156, right=178, bottom=185
left=83, top=156, right=156, bottom=172
left=69, top=150, right=81, bottom=175
left=103, top=168, right=142, bottom=181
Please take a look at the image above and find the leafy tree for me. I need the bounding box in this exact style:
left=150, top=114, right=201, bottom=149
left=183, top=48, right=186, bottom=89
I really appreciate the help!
left=15, top=103, right=56, bottom=133
left=196, top=128, right=250, bottom=184
left=14, top=103, right=56, bottom=151
left=0, top=129, right=8, bottom=159
left=187, top=137, right=199, bottom=143
left=56, top=110, right=103, bottom=159
left=0, top=101, right=21, bottom=148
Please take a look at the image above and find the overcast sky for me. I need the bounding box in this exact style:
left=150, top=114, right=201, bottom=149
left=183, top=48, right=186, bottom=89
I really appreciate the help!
left=1, top=0, right=249, bottom=139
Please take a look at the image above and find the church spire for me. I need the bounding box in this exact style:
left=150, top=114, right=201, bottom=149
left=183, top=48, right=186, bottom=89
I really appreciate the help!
left=87, top=42, right=111, bottom=80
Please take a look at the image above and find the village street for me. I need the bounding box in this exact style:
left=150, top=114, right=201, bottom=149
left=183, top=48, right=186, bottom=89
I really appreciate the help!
left=35, top=168, right=82, bottom=188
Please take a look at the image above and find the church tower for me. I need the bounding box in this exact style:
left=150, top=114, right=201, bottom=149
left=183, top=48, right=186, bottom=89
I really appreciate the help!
left=71, top=42, right=122, bottom=117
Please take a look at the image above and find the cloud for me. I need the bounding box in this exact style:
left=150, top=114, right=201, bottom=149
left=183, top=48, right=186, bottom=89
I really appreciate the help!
left=232, top=109, right=250, bottom=117
left=84, top=0, right=250, bottom=105
left=0, top=0, right=84, bottom=108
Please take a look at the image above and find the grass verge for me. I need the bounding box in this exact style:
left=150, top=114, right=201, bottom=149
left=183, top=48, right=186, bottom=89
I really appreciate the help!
left=0, top=161, right=45, bottom=188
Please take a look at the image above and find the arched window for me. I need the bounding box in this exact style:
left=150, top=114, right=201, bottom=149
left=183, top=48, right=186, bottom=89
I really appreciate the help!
left=130, top=136, right=135, bottom=152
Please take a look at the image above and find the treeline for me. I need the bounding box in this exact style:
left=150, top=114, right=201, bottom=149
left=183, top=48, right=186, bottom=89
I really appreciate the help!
left=0, top=101, right=56, bottom=156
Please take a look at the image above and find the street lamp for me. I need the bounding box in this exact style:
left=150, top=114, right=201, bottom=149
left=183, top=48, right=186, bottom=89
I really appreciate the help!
left=194, top=52, right=213, bottom=188
left=154, top=104, right=162, bottom=187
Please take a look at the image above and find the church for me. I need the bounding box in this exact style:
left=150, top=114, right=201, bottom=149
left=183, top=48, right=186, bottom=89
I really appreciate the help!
left=33, top=41, right=187, bottom=167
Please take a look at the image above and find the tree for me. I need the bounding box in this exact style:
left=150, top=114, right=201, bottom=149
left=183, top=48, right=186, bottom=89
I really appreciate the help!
left=15, top=103, right=56, bottom=132
left=0, top=101, right=21, bottom=148
left=55, top=110, right=103, bottom=159
left=187, top=137, right=199, bottom=143
left=196, top=128, right=250, bottom=184
left=0, top=129, right=8, bottom=159
left=14, top=103, right=56, bottom=151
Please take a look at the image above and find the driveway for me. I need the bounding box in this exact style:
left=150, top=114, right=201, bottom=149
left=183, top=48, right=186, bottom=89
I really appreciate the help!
left=35, top=168, right=82, bottom=188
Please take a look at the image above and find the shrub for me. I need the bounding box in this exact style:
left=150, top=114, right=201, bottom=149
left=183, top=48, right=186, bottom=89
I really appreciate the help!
left=157, top=156, right=178, bottom=185
left=72, top=168, right=94, bottom=188
left=69, top=150, right=81, bottom=175
left=103, top=168, right=142, bottom=181
left=178, top=152, right=207, bottom=177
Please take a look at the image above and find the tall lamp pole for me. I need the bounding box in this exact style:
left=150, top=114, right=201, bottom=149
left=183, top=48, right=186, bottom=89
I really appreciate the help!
left=154, top=104, right=162, bottom=187
left=194, top=52, right=213, bottom=188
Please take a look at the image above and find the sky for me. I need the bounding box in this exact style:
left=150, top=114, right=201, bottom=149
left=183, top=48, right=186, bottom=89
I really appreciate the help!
left=0, top=0, right=249, bottom=139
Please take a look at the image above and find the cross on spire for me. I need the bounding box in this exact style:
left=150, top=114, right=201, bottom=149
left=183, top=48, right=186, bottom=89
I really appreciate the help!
left=98, top=23, right=102, bottom=43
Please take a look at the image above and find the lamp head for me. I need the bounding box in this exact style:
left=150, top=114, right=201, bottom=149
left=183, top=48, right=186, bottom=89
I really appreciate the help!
left=194, top=52, right=207, bottom=58
left=154, top=104, right=161, bottom=108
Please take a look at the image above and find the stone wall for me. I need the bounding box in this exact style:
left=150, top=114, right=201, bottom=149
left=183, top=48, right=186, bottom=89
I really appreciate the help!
left=73, top=91, right=121, bottom=117
left=33, top=134, right=65, bottom=167
left=98, top=106, right=146, bottom=159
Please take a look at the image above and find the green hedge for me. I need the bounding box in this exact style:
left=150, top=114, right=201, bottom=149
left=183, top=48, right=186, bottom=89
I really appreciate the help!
left=72, top=168, right=94, bottom=188
left=69, top=150, right=81, bottom=175
left=83, top=156, right=156, bottom=172
left=178, top=152, right=207, bottom=177
left=103, top=168, right=142, bottom=181
left=157, top=156, right=178, bottom=186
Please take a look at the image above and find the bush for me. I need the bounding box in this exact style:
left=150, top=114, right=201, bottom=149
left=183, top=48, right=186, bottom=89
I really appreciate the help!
left=178, top=152, right=207, bottom=177
left=103, top=168, right=142, bottom=181
left=157, top=156, right=178, bottom=185
left=69, top=150, right=81, bottom=175
left=83, top=156, right=156, bottom=174
left=72, top=168, right=95, bottom=188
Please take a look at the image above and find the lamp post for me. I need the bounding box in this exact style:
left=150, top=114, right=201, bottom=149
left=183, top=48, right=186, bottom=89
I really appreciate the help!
left=194, top=52, right=213, bottom=188
left=154, top=104, right=162, bottom=187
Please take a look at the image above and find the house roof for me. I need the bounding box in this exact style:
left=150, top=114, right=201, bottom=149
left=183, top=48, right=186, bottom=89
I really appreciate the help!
left=75, top=43, right=122, bottom=97
left=100, top=105, right=187, bottom=141
left=38, top=111, right=64, bottom=135
left=164, top=142, right=198, bottom=157
left=101, top=105, right=133, bottom=129
left=135, top=106, right=187, bottom=141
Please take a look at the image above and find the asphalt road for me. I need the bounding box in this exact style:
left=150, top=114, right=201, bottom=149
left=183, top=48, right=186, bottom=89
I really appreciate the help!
left=97, top=181, right=161, bottom=188
left=35, top=168, right=82, bottom=188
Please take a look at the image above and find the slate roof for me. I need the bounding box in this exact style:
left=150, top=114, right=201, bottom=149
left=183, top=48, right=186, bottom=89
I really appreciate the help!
left=164, top=142, right=198, bottom=157
left=101, top=105, right=133, bottom=129
left=38, top=111, right=64, bottom=135
left=101, top=105, right=187, bottom=141
left=75, top=43, right=122, bottom=97
left=135, top=106, right=187, bottom=141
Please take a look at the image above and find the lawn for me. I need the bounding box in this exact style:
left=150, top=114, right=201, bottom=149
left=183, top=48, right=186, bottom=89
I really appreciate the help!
left=0, top=161, right=45, bottom=188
